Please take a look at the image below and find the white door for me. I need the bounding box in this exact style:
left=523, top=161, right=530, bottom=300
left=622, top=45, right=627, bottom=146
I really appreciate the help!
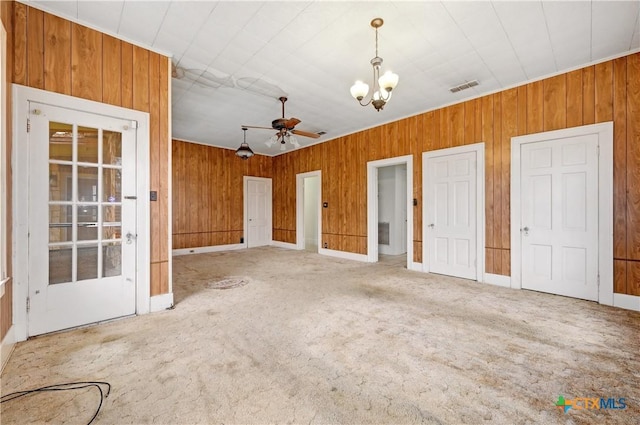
left=520, top=135, right=599, bottom=301
left=425, top=151, right=477, bottom=280
left=28, top=102, right=137, bottom=336
left=247, top=178, right=272, bottom=247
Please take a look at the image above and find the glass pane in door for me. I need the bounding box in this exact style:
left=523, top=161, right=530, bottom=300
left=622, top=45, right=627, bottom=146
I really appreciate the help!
left=47, top=121, right=124, bottom=285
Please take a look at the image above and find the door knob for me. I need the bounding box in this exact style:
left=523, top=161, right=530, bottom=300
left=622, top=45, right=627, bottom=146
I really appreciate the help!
left=125, top=232, right=137, bottom=244
left=428, top=223, right=435, bottom=228
left=521, top=226, right=529, bottom=236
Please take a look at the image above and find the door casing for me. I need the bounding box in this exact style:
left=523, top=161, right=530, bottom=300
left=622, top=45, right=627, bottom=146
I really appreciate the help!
left=12, top=84, right=151, bottom=342
left=366, top=155, right=414, bottom=268
left=422, top=143, right=485, bottom=281
left=511, top=122, right=613, bottom=305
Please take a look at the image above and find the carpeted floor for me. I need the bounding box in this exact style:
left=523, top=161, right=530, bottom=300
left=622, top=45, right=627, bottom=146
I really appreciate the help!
left=1, top=247, right=639, bottom=424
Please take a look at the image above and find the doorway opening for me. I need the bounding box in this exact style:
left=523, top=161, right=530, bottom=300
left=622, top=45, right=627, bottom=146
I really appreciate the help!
left=366, top=155, right=413, bottom=269
left=296, top=171, right=321, bottom=252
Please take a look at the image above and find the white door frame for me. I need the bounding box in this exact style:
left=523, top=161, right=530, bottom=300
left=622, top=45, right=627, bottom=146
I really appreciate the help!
left=12, top=84, right=151, bottom=342
left=366, top=155, right=413, bottom=268
left=243, top=176, right=272, bottom=246
left=296, top=170, right=322, bottom=250
left=422, top=143, right=485, bottom=281
left=511, top=122, right=613, bottom=305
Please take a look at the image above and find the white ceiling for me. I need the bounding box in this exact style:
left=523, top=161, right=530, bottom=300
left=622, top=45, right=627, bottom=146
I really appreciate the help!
left=24, top=1, right=640, bottom=156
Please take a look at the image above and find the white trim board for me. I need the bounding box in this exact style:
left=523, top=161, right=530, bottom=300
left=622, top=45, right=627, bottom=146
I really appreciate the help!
left=12, top=84, right=152, bottom=342
left=366, top=155, right=414, bottom=268
left=484, top=273, right=512, bottom=288
left=172, top=243, right=245, bottom=256
left=1, top=325, right=15, bottom=373
left=271, top=241, right=298, bottom=250
left=150, top=293, right=174, bottom=312
left=422, top=143, right=485, bottom=282
left=613, top=294, right=640, bottom=312
left=510, top=122, right=613, bottom=306
left=319, top=247, right=368, bottom=263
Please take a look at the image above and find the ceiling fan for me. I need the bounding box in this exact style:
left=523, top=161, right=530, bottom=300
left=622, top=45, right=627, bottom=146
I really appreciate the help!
left=243, top=97, right=320, bottom=151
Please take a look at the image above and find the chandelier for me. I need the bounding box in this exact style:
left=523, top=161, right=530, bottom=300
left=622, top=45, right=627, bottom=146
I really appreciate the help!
left=235, top=127, right=254, bottom=160
left=265, top=131, right=300, bottom=152
left=350, top=18, right=399, bottom=112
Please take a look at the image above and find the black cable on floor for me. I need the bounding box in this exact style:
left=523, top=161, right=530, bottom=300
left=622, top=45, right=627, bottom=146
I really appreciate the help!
left=1, top=381, right=111, bottom=425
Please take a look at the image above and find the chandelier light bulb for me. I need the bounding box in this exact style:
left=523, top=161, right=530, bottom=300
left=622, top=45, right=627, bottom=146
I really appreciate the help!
left=350, top=81, right=369, bottom=100
left=378, top=70, right=399, bottom=92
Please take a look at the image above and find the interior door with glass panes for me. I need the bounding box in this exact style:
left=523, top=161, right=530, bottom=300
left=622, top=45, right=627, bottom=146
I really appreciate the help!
left=27, top=102, right=137, bottom=336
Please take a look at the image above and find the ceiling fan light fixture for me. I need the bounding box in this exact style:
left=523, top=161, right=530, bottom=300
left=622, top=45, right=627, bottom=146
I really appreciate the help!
left=350, top=18, right=399, bottom=112
left=235, top=127, right=254, bottom=160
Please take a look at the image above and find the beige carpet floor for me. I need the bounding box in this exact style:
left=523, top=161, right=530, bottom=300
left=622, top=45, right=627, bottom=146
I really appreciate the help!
left=1, top=247, right=639, bottom=424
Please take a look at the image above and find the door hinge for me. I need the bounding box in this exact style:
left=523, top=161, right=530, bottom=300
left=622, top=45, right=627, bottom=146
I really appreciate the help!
left=26, top=296, right=30, bottom=313
left=597, top=274, right=600, bottom=287
left=597, top=145, right=600, bottom=156
left=26, top=118, right=30, bottom=133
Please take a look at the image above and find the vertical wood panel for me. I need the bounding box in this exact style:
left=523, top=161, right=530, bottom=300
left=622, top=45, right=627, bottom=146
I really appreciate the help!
left=594, top=61, right=613, bottom=123
left=121, top=42, right=133, bottom=108
left=501, top=89, right=517, bottom=250
left=102, top=35, right=122, bottom=106
left=566, top=70, right=583, bottom=128
left=159, top=56, right=170, bottom=260
left=614, top=260, right=627, bottom=294
left=44, top=13, right=71, bottom=95
left=628, top=261, right=640, bottom=296
left=501, top=250, right=511, bottom=276
left=482, top=95, right=495, bottom=251
left=613, top=57, right=627, bottom=259
left=451, top=103, right=464, bottom=146
left=517, top=86, right=527, bottom=136
left=132, top=45, right=149, bottom=112
left=493, top=94, right=502, bottom=254
left=71, top=24, right=102, bottom=102
left=464, top=99, right=477, bottom=145
left=627, top=54, right=640, bottom=261
left=149, top=52, right=161, bottom=263
left=27, top=7, right=44, bottom=89
left=13, top=2, right=27, bottom=85
left=485, top=248, right=495, bottom=275
left=526, top=81, right=543, bottom=133
left=583, top=66, right=595, bottom=125
left=543, top=75, right=566, bottom=131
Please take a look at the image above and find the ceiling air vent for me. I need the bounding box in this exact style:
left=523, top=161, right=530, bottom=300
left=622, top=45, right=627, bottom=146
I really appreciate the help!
left=449, top=80, right=479, bottom=93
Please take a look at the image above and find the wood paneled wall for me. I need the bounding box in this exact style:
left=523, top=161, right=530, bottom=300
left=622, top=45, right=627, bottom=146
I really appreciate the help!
left=172, top=140, right=272, bottom=249
left=1, top=0, right=14, bottom=342
left=13, top=4, right=171, bottom=296
left=272, top=53, right=640, bottom=296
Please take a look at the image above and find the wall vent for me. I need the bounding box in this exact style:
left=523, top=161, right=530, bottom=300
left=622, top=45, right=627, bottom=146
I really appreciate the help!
left=449, top=80, right=479, bottom=93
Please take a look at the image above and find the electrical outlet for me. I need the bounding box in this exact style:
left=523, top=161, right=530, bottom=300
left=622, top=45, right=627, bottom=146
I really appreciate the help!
left=323, top=242, right=328, bottom=248
left=240, top=237, right=244, bottom=243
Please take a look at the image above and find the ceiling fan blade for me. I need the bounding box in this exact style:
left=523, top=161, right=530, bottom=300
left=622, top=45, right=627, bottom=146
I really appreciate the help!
left=285, top=117, right=301, bottom=128
left=241, top=125, right=274, bottom=131
left=291, top=129, right=320, bottom=139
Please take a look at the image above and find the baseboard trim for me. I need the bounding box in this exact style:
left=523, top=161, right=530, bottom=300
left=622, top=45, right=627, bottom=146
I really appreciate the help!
left=1, top=325, right=16, bottom=373
left=319, top=248, right=368, bottom=262
left=271, top=241, right=299, bottom=250
left=484, top=273, right=512, bottom=288
left=172, top=243, right=245, bottom=256
left=613, top=293, right=640, bottom=312
left=150, top=293, right=174, bottom=312
left=408, top=262, right=422, bottom=272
